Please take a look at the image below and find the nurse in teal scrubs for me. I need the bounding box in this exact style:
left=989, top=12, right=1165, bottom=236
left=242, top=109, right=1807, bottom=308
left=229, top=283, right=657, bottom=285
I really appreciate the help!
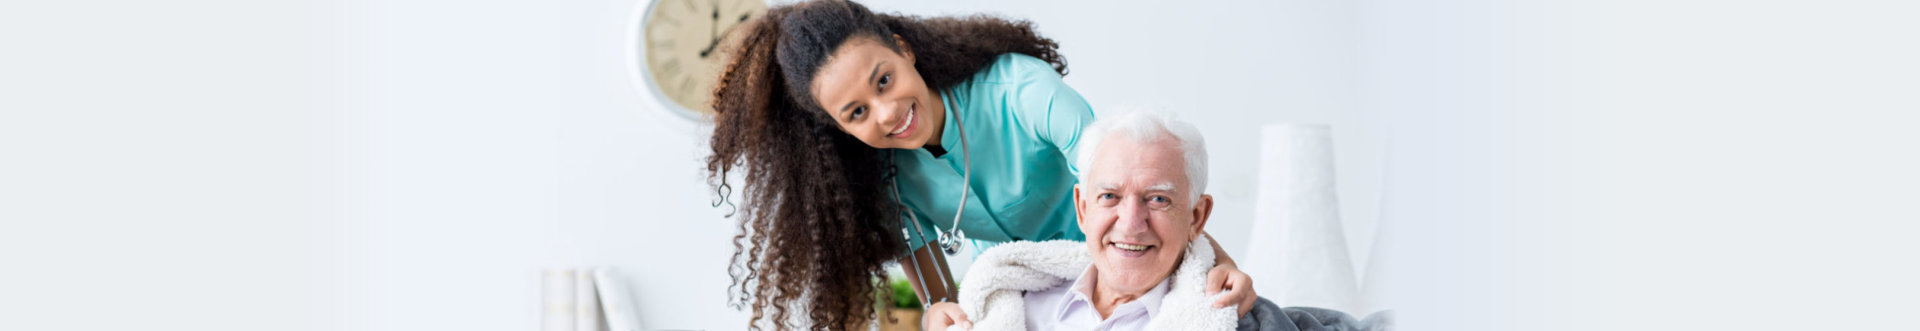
left=702, top=1, right=1256, bottom=329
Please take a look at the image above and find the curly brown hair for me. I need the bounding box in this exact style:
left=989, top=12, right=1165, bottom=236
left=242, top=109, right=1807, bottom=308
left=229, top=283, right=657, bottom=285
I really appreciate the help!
left=703, top=1, right=1068, bottom=330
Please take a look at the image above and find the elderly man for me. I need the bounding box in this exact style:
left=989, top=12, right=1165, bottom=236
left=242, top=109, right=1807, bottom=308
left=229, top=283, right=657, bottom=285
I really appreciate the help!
left=923, top=112, right=1389, bottom=331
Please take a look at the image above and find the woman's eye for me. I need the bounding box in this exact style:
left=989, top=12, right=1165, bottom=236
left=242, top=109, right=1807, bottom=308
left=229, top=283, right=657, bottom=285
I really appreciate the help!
left=878, top=74, right=891, bottom=89
left=850, top=106, right=865, bottom=119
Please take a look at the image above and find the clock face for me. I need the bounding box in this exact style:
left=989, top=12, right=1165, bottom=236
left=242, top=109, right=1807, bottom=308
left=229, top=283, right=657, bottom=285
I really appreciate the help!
left=641, top=0, right=768, bottom=119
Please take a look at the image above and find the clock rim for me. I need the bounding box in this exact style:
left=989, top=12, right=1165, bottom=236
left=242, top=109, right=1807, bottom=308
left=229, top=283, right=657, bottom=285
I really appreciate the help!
left=627, top=0, right=712, bottom=123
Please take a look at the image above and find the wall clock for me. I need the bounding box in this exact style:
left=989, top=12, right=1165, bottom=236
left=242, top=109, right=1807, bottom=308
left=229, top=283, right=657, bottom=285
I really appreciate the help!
left=630, top=0, right=768, bottom=120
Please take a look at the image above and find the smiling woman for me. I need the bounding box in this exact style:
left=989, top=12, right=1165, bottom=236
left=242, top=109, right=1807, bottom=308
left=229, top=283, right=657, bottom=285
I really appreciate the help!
left=808, top=37, right=948, bottom=150
left=810, top=36, right=952, bottom=149
left=704, top=1, right=1075, bottom=329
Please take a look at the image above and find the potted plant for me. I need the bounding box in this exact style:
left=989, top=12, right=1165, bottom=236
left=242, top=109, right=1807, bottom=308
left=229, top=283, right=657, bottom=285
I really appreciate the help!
left=877, top=278, right=922, bottom=331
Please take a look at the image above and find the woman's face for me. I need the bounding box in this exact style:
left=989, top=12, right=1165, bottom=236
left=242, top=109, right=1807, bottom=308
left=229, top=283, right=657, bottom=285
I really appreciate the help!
left=810, top=36, right=940, bottom=150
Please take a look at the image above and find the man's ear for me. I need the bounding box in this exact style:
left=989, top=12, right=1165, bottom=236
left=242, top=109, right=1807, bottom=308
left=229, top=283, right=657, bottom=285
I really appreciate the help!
left=1073, top=185, right=1086, bottom=227
left=1191, top=193, right=1214, bottom=233
left=893, top=34, right=913, bottom=63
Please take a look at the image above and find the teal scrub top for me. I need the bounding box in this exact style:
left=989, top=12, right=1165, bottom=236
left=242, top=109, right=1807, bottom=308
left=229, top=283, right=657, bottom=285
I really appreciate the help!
left=895, top=53, right=1095, bottom=251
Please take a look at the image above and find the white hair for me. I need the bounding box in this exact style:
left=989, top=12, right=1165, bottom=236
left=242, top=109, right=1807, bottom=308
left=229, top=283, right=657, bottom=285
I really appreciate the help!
left=1075, top=110, right=1209, bottom=201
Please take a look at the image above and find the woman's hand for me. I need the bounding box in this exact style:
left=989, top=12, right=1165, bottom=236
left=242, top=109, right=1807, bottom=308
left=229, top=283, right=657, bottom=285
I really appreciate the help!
left=1206, top=263, right=1258, bottom=317
left=923, top=302, right=971, bottom=331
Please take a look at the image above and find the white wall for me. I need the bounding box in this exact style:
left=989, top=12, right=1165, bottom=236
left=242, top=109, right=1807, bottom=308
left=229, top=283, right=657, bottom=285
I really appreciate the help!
left=336, top=0, right=752, bottom=329
left=2, top=1, right=334, bottom=330
left=1360, top=0, right=1920, bottom=329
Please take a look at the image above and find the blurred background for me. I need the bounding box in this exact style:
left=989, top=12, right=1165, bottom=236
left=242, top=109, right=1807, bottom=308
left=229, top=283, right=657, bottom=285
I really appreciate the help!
left=4, top=0, right=1917, bottom=330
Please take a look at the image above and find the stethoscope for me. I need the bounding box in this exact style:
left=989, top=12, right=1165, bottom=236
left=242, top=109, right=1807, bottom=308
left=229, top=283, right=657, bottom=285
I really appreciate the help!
left=891, top=99, right=971, bottom=307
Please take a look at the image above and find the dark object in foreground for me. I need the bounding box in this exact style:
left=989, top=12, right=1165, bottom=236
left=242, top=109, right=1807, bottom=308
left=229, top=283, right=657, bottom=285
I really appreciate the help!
left=1237, top=298, right=1394, bottom=331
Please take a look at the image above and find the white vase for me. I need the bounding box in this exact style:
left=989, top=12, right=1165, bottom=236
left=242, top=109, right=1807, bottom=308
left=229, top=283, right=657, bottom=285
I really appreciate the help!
left=1241, top=124, right=1364, bottom=314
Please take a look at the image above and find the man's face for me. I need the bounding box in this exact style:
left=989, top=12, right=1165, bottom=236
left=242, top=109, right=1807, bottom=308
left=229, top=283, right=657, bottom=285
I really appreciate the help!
left=1076, top=136, right=1212, bottom=294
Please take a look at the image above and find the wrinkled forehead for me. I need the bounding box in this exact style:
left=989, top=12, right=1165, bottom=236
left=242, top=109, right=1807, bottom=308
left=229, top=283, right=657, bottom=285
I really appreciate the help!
left=1085, top=138, right=1189, bottom=190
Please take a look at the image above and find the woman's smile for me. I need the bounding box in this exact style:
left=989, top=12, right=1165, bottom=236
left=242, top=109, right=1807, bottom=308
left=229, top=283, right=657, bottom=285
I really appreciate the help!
left=887, top=102, right=918, bottom=138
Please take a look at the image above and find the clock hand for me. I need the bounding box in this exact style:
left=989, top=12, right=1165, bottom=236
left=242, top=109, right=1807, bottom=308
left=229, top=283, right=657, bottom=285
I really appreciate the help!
left=698, top=13, right=754, bottom=58
left=708, top=6, right=720, bottom=41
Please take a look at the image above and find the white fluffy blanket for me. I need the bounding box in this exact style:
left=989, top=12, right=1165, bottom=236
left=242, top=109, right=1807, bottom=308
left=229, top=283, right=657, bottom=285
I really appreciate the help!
left=955, top=235, right=1239, bottom=331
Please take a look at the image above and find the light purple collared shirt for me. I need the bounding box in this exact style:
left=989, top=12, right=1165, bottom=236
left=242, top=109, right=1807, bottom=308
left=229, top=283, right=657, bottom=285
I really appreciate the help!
left=1022, top=266, right=1172, bottom=331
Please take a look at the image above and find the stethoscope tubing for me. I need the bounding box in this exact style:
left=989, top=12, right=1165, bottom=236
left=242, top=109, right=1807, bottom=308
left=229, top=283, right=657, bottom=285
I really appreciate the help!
left=893, top=97, right=971, bottom=307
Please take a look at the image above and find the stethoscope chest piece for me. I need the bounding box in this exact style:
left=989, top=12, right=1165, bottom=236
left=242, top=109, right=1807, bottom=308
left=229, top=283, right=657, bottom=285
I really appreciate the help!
left=937, top=228, right=966, bottom=255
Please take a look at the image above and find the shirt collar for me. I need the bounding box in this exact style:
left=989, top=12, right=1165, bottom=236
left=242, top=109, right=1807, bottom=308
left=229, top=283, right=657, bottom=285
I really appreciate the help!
left=933, top=89, right=962, bottom=158
left=1053, top=265, right=1174, bottom=322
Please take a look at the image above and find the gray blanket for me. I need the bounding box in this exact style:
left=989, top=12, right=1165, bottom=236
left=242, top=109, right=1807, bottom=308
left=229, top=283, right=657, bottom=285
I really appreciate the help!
left=1236, top=298, right=1394, bottom=331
